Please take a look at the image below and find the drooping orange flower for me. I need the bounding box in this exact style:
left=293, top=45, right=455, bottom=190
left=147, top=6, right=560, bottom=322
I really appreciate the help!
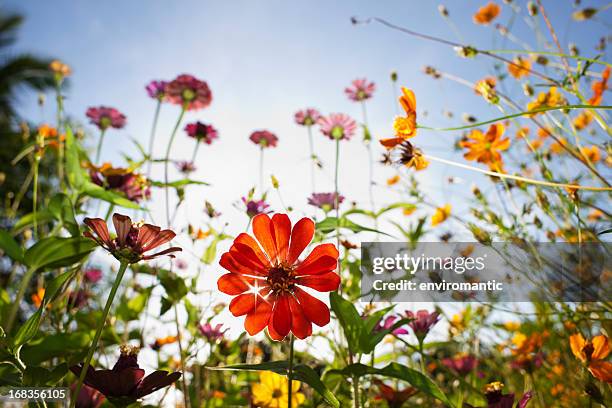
left=381, top=87, right=417, bottom=149
left=397, top=141, right=429, bottom=171
left=474, top=76, right=499, bottom=103
left=473, top=2, right=501, bottom=25
left=31, top=288, right=45, bottom=308
left=431, top=204, right=451, bottom=226
left=589, top=66, right=610, bottom=106
left=581, top=145, right=601, bottom=163
left=507, top=56, right=531, bottom=79
left=217, top=213, right=339, bottom=341
left=569, top=333, right=612, bottom=383
left=460, top=123, right=510, bottom=169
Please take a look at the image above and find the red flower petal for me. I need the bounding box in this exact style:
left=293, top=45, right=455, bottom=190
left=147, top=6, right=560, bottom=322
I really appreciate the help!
left=252, top=214, right=278, bottom=262
left=135, top=224, right=161, bottom=250
left=296, top=272, right=340, bottom=292
left=294, top=287, right=330, bottom=327
left=217, top=273, right=254, bottom=295
left=84, top=217, right=111, bottom=244
left=272, top=214, right=291, bottom=263
left=295, top=255, right=338, bottom=276
left=230, top=245, right=268, bottom=275
left=244, top=299, right=272, bottom=335
left=287, top=218, right=315, bottom=264
left=219, top=252, right=266, bottom=277
left=270, top=295, right=291, bottom=340
left=142, top=229, right=176, bottom=252
left=288, top=295, right=312, bottom=339
left=142, top=247, right=182, bottom=260
left=235, top=233, right=269, bottom=266
left=229, top=293, right=256, bottom=316
left=296, top=243, right=339, bottom=271
left=112, top=214, right=132, bottom=247
left=267, top=322, right=284, bottom=341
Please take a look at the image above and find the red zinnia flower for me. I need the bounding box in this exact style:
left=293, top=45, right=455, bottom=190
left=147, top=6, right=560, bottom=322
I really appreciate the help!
left=184, top=121, right=218, bottom=144
left=217, top=213, right=340, bottom=340
left=86, top=106, right=126, bottom=130
left=83, top=213, right=181, bottom=264
left=166, top=74, right=212, bottom=111
left=249, top=130, right=278, bottom=148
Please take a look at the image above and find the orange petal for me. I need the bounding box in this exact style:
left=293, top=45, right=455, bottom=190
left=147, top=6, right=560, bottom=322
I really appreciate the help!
left=295, top=256, right=338, bottom=276
left=297, top=243, right=339, bottom=272
left=588, top=361, right=612, bottom=383
left=294, top=287, right=330, bottom=327
left=252, top=214, right=278, bottom=262
left=287, top=218, right=315, bottom=264
left=296, top=272, right=340, bottom=292
left=235, top=233, right=269, bottom=266
left=219, top=252, right=266, bottom=277
left=380, top=137, right=404, bottom=149
left=244, top=298, right=272, bottom=336
left=270, top=295, right=291, bottom=340
left=217, top=273, right=255, bottom=295
left=569, top=333, right=587, bottom=362
left=399, top=87, right=416, bottom=114
left=229, top=293, right=256, bottom=316
left=288, top=295, right=312, bottom=339
left=229, top=245, right=268, bottom=275
left=272, top=214, right=291, bottom=263
left=592, top=335, right=610, bottom=360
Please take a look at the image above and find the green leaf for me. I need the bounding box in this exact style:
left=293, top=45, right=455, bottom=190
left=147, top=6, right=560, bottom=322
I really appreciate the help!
left=210, top=361, right=339, bottom=408
left=48, top=193, right=80, bottom=236
left=11, top=211, right=55, bottom=234
left=23, top=363, right=68, bottom=386
left=24, top=237, right=97, bottom=271
left=150, top=179, right=209, bottom=188
left=13, top=307, right=43, bottom=347
left=64, top=125, right=87, bottom=189
left=44, top=269, right=77, bottom=304
left=22, top=332, right=91, bottom=365
left=329, top=363, right=453, bottom=407
left=158, top=269, right=189, bottom=302
left=81, top=182, right=141, bottom=209
left=329, top=292, right=362, bottom=353
left=0, top=230, right=23, bottom=263
left=316, top=217, right=391, bottom=236
left=116, top=288, right=152, bottom=322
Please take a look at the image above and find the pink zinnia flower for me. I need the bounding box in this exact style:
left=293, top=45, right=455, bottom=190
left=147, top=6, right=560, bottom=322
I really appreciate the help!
left=86, top=106, right=126, bottom=130
left=241, top=197, right=270, bottom=218
left=184, top=121, right=218, bottom=144
left=176, top=161, right=196, bottom=174
left=145, top=80, right=168, bottom=100
left=294, top=108, right=321, bottom=126
left=249, top=130, right=278, bottom=148
left=375, top=315, right=409, bottom=335
left=345, top=78, right=376, bottom=102
left=442, top=354, right=478, bottom=376
left=307, top=192, right=344, bottom=211
left=199, top=323, right=227, bottom=342
left=84, top=268, right=103, bottom=284
left=406, top=310, right=439, bottom=340
left=318, top=113, right=357, bottom=141
left=166, top=74, right=212, bottom=111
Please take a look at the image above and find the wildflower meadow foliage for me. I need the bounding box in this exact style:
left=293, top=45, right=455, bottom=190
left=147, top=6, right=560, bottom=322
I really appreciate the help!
left=0, top=2, right=611, bottom=408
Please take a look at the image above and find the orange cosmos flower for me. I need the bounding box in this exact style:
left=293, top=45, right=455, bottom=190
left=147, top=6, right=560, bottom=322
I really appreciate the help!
left=381, top=87, right=417, bottom=149
left=217, top=213, right=339, bottom=341
left=431, top=204, right=451, bottom=226
left=526, top=87, right=566, bottom=114
left=150, top=335, right=179, bottom=350
left=581, top=145, right=601, bottom=163
left=515, top=127, right=530, bottom=139
left=507, top=56, right=531, bottom=79
left=589, top=66, right=610, bottom=106
left=473, top=2, right=501, bottom=25
left=474, top=76, right=499, bottom=103
left=397, top=141, right=428, bottom=170
left=49, top=59, right=71, bottom=77
left=537, top=126, right=553, bottom=139
left=550, top=137, right=568, bottom=154
left=569, top=333, right=612, bottom=383
left=31, top=288, right=45, bottom=308
left=461, top=123, right=510, bottom=168
left=387, top=175, right=400, bottom=186
left=573, top=111, right=594, bottom=130
left=587, top=209, right=604, bottom=222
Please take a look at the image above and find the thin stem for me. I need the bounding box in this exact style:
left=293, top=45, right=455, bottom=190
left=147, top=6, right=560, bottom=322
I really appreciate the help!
left=94, top=129, right=107, bottom=164
left=191, top=140, right=201, bottom=164
left=174, top=304, right=191, bottom=408
left=361, top=102, right=375, bottom=214
left=485, top=49, right=610, bottom=67
left=55, top=82, right=65, bottom=189
left=4, top=267, right=36, bottom=333
left=307, top=125, right=316, bottom=192
left=164, top=109, right=186, bottom=227
left=32, top=155, right=40, bottom=240
left=259, top=146, right=264, bottom=193
left=70, top=261, right=129, bottom=408
left=146, top=100, right=162, bottom=178
left=287, top=334, right=295, bottom=408
left=334, top=138, right=341, bottom=250
left=425, top=154, right=612, bottom=192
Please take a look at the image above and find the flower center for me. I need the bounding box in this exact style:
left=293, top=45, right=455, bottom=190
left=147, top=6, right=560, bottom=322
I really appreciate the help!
left=272, top=388, right=283, bottom=398
left=182, top=88, right=196, bottom=102
left=331, top=126, right=344, bottom=139
left=267, top=266, right=295, bottom=295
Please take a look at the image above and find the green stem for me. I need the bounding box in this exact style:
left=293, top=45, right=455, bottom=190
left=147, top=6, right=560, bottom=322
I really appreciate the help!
left=70, top=261, right=129, bottom=408
left=334, top=137, right=340, bottom=250
left=146, top=100, right=162, bottom=178
left=259, top=146, right=264, bottom=193
left=307, top=125, right=315, bottom=193
left=191, top=140, right=201, bottom=164
left=94, top=129, right=107, bottom=164
left=32, top=156, right=40, bottom=240
left=485, top=49, right=611, bottom=67
left=287, top=334, right=295, bottom=408
left=4, top=267, right=36, bottom=333
left=164, top=109, right=186, bottom=226
left=174, top=304, right=191, bottom=408
left=55, top=82, right=65, bottom=189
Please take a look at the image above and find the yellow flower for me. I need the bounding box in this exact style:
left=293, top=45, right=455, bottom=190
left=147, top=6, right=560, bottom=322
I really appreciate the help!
left=549, top=137, right=568, bottom=154
left=387, top=175, right=400, bottom=186
left=580, top=145, right=601, bottom=163
left=504, top=321, right=521, bottom=331
left=397, top=141, right=429, bottom=171
left=252, top=371, right=305, bottom=408
left=507, top=56, right=531, bottom=79
left=431, top=204, right=451, bottom=226
left=511, top=332, right=527, bottom=348
left=526, top=87, right=566, bottom=114
left=573, top=111, right=594, bottom=131
left=49, top=59, right=71, bottom=77
left=403, top=207, right=416, bottom=216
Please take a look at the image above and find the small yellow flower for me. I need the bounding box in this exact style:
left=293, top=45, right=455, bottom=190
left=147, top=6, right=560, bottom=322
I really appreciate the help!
left=549, top=138, right=568, bottom=154
left=252, top=371, right=305, bottom=408
left=507, top=56, right=531, bottom=79
left=504, top=321, right=521, bottom=332
left=581, top=145, right=601, bottom=163
left=49, top=59, right=71, bottom=77
left=526, top=87, right=566, bottom=114
left=587, top=209, right=604, bottom=222
left=386, top=175, right=400, bottom=186
left=511, top=332, right=527, bottom=348
left=573, top=111, right=594, bottom=131
left=403, top=207, right=416, bottom=216
left=431, top=204, right=451, bottom=226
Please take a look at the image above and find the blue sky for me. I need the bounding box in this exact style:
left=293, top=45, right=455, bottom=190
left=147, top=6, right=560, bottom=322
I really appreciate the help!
left=6, top=0, right=611, bottom=382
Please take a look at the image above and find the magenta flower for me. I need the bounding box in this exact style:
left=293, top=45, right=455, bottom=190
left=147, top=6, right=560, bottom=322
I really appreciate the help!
left=375, top=316, right=409, bottom=335
left=68, top=290, right=89, bottom=309
left=89, top=165, right=150, bottom=203
left=249, top=130, right=278, bottom=148
left=70, top=345, right=181, bottom=406
left=442, top=354, right=478, bottom=376
left=241, top=197, right=270, bottom=218
left=484, top=385, right=533, bottom=408
left=145, top=80, right=168, bottom=100
left=318, top=113, right=357, bottom=141
left=294, top=108, right=321, bottom=126
left=174, top=258, right=188, bottom=270
left=184, top=121, right=218, bottom=144
left=345, top=78, right=376, bottom=102
left=307, top=192, right=344, bottom=211
left=83, top=268, right=103, bottom=284
left=199, top=323, right=227, bottom=342
left=166, top=74, right=212, bottom=111
left=176, top=160, right=196, bottom=174
left=86, top=106, right=126, bottom=130
left=71, top=383, right=105, bottom=408
left=406, top=310, right=439, bottom=340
